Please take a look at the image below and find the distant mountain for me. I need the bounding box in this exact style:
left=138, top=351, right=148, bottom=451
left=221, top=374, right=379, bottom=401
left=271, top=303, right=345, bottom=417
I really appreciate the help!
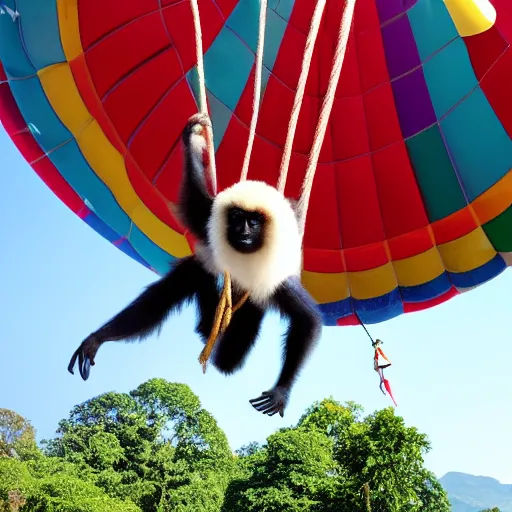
left=440, top=472, right=512, bottom=512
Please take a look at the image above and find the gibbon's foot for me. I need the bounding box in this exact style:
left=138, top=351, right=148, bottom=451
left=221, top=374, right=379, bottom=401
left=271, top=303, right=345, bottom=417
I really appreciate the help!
left=188, top=112, right=212, bottom=134
left=67, top=335, right=102, bottom=381
left=249, top=386, right=289, bottom=418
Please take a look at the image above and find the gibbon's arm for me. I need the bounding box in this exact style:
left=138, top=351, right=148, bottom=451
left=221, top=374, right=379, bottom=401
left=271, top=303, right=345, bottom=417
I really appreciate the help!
left=68, top=256, right=216, bottom=380
left=250, top=276, right=322, bottom=417
left=179, top=113, right=214, bottom=241
left=194, top=271, right=221, bottom=343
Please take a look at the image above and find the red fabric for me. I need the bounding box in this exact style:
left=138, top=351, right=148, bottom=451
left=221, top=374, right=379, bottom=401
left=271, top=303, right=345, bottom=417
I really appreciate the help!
left=126, top=154, right=184, bottom=233
left=84, top=11, right=171, bottom=99
left=70, top=54, right=125, bottom=156
left=477, top=47, right=512, bottom=137
left=102, top=48, right=183, bottom=145
left=68, top=0, right=510, bottom=276
left=382, top=378, right=398, bottom=407
left=78, top=0, right=159, bottom=50
left=372, top=142, right=429, bottom=239
left=335, top=156, right=386, bottom=248
left=388, top=227, right=434, bottom=261
left=337, top=315, right=363, bottom=326
left=464, top=0, right=512, bottom=137
left=128, top=78, right=196, bottom=180
left=72, top=0, right=399, bottom=253
left=344, top=242, right=388, bottom=272
left=431, top=207, right=478, bottom=245
left=303, top=248, right=346, bottom=273
left=403, top=287, right=460, bottom=313
left=464, top=25, right=508, bottom=80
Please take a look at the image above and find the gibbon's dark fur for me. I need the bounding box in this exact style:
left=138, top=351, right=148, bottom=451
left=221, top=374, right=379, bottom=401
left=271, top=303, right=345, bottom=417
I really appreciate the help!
left=68, top=113, right=322, bottom=417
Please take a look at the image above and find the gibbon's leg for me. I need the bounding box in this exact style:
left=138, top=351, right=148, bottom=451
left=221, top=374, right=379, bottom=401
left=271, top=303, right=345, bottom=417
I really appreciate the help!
left=68, top=256, right=209, bottom=380
left=250, top=276, right=322, bottom=417
left=212, top=299, right=265, bottom=373
left=194, top=272, right=220, bottom=343
left=179, top=112, right=214, bottom=241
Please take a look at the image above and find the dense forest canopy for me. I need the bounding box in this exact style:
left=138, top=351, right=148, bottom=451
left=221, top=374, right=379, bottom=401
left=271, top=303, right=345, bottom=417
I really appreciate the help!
left=1, top=378, right=453, bottom=511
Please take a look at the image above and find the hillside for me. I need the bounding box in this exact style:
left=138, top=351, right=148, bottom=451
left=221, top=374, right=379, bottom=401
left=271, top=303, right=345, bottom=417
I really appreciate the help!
left=440, top=472, right=512, bottom=512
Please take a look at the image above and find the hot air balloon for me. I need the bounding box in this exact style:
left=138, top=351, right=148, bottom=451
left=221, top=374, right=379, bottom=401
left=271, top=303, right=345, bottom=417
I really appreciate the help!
left=0, top=0, right=511, bottom=331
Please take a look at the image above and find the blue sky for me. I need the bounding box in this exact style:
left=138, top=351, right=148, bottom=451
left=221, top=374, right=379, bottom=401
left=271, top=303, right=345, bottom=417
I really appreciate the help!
left=1, top=124, right=511, bottom=484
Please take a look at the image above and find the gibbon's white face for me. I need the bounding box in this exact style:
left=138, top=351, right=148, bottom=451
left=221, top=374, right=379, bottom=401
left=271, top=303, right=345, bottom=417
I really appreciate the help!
left=207, top=180, right=302, bottom=303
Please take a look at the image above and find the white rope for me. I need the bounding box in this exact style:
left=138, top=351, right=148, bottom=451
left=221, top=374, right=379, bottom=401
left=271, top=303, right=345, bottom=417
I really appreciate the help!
left=276, top=0, right=327, bottom=194
left=296, top=0, right=356, bottom=237
left=240, top=0, right=268, bottom=182
left=190, top=0, right=217, bottom=194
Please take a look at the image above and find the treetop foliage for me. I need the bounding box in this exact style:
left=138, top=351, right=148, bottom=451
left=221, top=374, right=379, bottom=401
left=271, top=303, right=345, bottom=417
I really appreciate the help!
left=1, top=382, right=451, bottom=512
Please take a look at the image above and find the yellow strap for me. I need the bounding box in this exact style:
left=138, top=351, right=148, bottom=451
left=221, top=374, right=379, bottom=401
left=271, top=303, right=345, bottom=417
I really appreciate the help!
left=198, top=272, right=249, bottom=372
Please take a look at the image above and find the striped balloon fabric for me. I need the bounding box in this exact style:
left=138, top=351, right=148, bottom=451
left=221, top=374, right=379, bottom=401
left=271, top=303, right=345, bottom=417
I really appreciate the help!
left=0, top=0, right=510, bottom=326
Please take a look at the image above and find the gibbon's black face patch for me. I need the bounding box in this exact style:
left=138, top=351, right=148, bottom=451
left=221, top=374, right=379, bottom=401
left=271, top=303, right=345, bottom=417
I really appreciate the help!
left=226, top=206, right=266, bottom=254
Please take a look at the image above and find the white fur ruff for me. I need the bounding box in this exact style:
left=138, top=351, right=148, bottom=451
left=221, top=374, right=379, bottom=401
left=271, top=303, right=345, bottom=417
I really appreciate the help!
left=206, top=180, right=302, bottom=304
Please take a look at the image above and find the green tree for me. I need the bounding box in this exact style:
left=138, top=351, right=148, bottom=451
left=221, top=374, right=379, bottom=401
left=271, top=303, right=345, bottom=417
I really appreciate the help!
left=224, top=428, right=338, bottom=511
left=303, top=399, right=451, bottom=512
left=480, top=508, right=502, bottom=511
left=0, top=409, right=39, bottom=460
left=0, top=456, right=139, bottom=511
left=45, top=378, right=234, bottom=511
left=0, top=458, right=33, bottom=511
left=224, top=398, right=451, bottom=512
left=331, top=405, right=449, bottom=511
left=3, top=382, right=452, bottom=511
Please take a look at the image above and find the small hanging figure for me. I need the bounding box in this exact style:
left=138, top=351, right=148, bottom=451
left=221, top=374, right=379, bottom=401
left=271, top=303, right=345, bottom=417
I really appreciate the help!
left=373, top=339, right=397, bottom=407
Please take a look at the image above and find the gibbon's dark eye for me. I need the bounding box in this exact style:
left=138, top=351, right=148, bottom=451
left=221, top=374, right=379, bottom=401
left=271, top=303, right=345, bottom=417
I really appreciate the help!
left=248, top=211, right=265, bottom=228
left=228, top=207, right=244, bottom=224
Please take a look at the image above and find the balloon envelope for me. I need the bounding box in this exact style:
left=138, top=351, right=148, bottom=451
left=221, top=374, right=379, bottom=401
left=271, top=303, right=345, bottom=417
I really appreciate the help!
left=0, top=0, right=510, bottom=327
